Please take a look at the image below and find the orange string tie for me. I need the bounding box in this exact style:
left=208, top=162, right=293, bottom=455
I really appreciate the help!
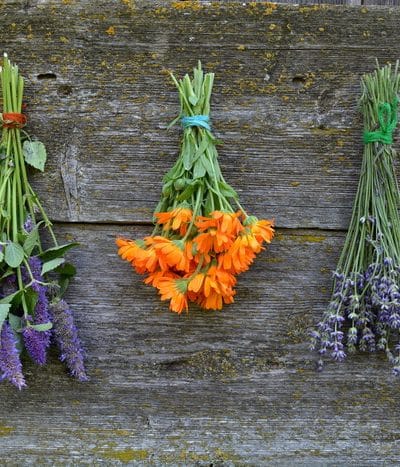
left=2, top=112, right=27, bottom=129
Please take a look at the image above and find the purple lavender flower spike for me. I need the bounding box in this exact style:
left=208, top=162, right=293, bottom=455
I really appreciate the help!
left=0, top=321, right=26, bottom=389
left=49, top=299, right=88, bottom=382
left=23, top=215, right=34, bottom=233
left=22, top=257, right=52, bottom=365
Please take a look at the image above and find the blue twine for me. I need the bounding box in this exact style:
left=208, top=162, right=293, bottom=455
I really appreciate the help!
left=181, top=115, right=211, bottom=131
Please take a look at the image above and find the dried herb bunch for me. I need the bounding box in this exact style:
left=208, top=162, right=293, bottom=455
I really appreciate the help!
left=311, top=62, right=400, bottom=374
left=117, top=62, right=274, bottom=313
left=0, top=54, right=87, bottom=388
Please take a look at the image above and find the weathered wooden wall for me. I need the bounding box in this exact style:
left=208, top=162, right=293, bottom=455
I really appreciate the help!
left=0, top=0, right=400, bottom=464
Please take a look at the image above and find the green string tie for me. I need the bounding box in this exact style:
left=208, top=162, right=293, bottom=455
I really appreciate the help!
left=363, top=97, right=399, bottom=145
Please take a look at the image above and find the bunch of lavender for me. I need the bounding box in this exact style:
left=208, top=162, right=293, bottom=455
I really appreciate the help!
left=311, top=62, right=400, bottom=375
left=0, top=54, right=87, bottom=388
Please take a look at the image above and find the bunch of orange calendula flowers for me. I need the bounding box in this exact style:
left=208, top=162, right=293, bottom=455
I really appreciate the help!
left=117, top=62, right=274, bottom=313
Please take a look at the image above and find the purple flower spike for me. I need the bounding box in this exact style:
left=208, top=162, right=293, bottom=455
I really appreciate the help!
left=23, top=215, right=34, bottom=233
left=0, top=322, right=26, bottom=389
left=50, top=299, right=88, bottom=382
left=22, top=257, right=52, bottom=365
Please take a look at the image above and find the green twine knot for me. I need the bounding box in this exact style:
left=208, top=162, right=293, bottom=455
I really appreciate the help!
left=363, top=97, right=399, bottom=145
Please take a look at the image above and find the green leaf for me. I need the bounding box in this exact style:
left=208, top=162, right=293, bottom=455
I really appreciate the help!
left=8, top=313, right=21, bottom=332
left=4, top=242, right=24, bottom=268
left=23, top=140, right=47, bottom=172
left=218, top=181, right=238, bottom=199
left=41, top=257, right=65, bottom=275
left=177, top=181, right=198, bottom=201
left=39, top=243, right=79, bottom=262
left=182, top=142, right=193, bottom=171
left=55, top=262, right=76, bottom=278
left=193, top=158, right=206, bottom=179
left=193, top=135, right=210, bottom=161
left=0, top=289, right=24, bottom=305
left=201, top=154, right=215, bottom=178
left=23, top=226, right=39, bottom=256
left=0, top=303, right=11, bottom=330
left=203, top=190, right=214, bottom=216
left=0, top=250, right=4, bottom=263
left=30, top=322, right=52, bottom=332
left=59, top=276, right=70, bottom=297
left=24, top=288, right=38, bottom=314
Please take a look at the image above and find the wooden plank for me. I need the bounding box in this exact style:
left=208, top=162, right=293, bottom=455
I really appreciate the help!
left=0, top=1, right=398, bottom=228
left=0, top=224, right=399, bottom=464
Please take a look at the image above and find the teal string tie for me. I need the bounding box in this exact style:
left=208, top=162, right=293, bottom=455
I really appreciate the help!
left=363, top=97, right=399, bottom=145
left=181, top=115, right=211, bottom=131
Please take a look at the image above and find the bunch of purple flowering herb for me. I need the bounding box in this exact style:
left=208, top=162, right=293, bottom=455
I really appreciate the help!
left=311, top=62, right=400, bottom=375
left=0, top=54, right=87, bottom=388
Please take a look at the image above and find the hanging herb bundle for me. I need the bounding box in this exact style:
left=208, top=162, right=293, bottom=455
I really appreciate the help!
left=117, top=62, right=274, bottom=313
left=0, top=54, right=87, bottom=388
left=311, top=62, right=400, bottom=374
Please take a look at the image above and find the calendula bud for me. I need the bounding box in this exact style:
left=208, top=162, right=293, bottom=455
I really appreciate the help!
left=174, top=178, right=187, bottom=191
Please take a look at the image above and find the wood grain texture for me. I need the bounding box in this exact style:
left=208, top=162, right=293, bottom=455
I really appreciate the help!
left=0, top=0, right=398, bottom=228
left=0, top=224, right=399, bottom=465
left=0, top=0, right=399, bottom=464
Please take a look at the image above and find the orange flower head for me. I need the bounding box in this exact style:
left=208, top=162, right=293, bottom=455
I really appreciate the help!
left=219, top=235, right=258, bottom=274
left=147, top=236, right=191, bottom=272
left=196, top=210, right=244, bottom=236
left=155, top=206, right=193, bottom=235
left=244, top=216, right=275, bottom=244
left=116, top=238, right=156, bottom=274
left=157, top=277, right=189, bottom=314
left=144, top=269, right=179, bottom=288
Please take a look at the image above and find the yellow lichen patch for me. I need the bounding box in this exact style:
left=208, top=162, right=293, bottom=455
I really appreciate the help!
left=281, top=95, right=290, bottom=102
left=106, top=26, right=116, bottom=36
left=363, top=31, right=371, bottom=38
left=295, top=235, right=326, bottom=243
left=59, top=36, right=69, bottom=43
left=171, top=1, right=202, bottom=11
left=299, top=5, right=327, bottom=13
left=291, top=181, right=301, bottom=187
left=361, top=7, right=368, bottom=13
left=121, top=0, right=135, bottom=9
left=318, top=27, right=325, bottom=32
left=265, top=256, right=283, bottom=263
left=336, top=139, right=344, bottom=147
left=269, top=23, right=276, bottom=31
left=237, top=44, right=246, bottom=51
left=93, top=448, right=149, bottom=462
left=26, top=24, right=33, bottom=40
left=264, top=2, right=277, bottom=15
left=0, top=426, right=14, bottom=436
left=311, top=127, right=349, bottom=136
left=62, top=0, right=75, bottom=4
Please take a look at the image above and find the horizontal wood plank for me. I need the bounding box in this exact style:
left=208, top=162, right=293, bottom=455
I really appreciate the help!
left=0, top=1, right=398, bottom=227
left=0, top=224, right=399, bottom=464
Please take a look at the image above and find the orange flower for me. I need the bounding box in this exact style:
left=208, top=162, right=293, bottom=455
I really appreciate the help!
left=116, top=238, right=157, bottom=274
left=196, top=211, right=244, bottom=236
left=157, top=277, right=188, bottom=314
left=191, top=265, right=236, bottom=310
left=219, top=234, right=259, bottom=274
left=144, top=269, right=179, bottom=288
left=146, top=236, right=190, bottom=272
left=188, top=272, right=205, bottom=293
left=249, top=219, right=274, bottom=244
left=194, top=228, right=233, bottom=254
left=194, top=211, right=244, bottom=254
left=155, top=207, right=192, bottom=235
